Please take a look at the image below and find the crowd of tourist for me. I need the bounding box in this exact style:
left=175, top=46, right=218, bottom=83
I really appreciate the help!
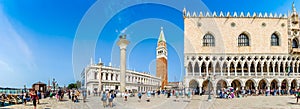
left=214, top=87, right=300, bottom=99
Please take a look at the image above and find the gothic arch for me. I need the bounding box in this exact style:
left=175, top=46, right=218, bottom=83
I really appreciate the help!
left=245, top=79, right=256, bottom=90
left=194, top=62, right=199, bottom=73
left=187, top=62, right=193, bottom=73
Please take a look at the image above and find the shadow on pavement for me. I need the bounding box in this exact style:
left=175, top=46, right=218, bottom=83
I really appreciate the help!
left=287, top=102, right=300, bottom=105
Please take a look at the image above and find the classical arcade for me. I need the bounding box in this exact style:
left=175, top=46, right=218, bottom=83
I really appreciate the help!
left=81, top=59, right=161, bottom=93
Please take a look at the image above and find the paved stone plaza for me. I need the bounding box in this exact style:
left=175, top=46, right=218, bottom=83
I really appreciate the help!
left=2, top=95, right=300, bottom=109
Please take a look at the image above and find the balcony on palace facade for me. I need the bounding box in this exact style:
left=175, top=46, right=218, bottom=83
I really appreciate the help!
left=291, top=48, right=300, bottom=54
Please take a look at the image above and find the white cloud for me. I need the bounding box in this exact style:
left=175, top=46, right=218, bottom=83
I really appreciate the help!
left=121, top=27, right=127, bottom=34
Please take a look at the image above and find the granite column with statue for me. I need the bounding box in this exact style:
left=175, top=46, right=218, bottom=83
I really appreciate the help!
left=117, top=35, right=130, bottom=93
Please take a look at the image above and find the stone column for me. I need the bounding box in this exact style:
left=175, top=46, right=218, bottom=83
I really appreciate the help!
left=98, top=64, right=103, bottom=92
left=292, top=65, right=295, bottom=76
left=199, top=66, right=202, bottom=76
left=192, top=64, right=195, bottom=76
left=199, top=84, right=202, bottom=95
left=108, top=73, right=111, bottom=81
left=206, top=64, right=209, bottom=76
left=220, top=64, right=223, bottom=76
left=283, top=64, right=286, bottom=76
left=117, top=35, right=130, bottom=93
left=288, top=86, right=291, bottom=95
left=255, top=86, right=258, bottom=94
left=272, top=64, right=275, bottom=76
left=213, top=64, right=216, bottom=75
left=278, top=84, right=281, bottom=95
left=241, top=64, right=244, bottom=76
left=267, top=63, right=270, bottom=76
left=227, top=66, right=230, bottom=76
left=296, top=63, right=299, bottom=75
left=234, top=64, right=237, bottom=76
left=255, top=66, right=257, bottom=76
left=261, top=64, right=264, bottom=76
left=213, top=86, right=217, bottom=97
left=267, top=86, right=270, bottom=96
left=278, top=63, right=281, bottom=76
left=102, top=73, right=106, bottom=81
left=185, top=67, right=188, bottom=76
left=248, top=65, right=251, bottom=76
left=254, top=63, right=258, bottom=76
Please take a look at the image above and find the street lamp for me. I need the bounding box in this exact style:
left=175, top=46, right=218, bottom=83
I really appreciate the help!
left=52, top=78, right=57, bottom=91
left=208, top=74, right=212, bottom=101
left=24, top=85, right=26, bottom=93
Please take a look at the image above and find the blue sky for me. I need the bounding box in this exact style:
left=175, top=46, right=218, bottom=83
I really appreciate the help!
left=0, top=0, right=298, bottom=88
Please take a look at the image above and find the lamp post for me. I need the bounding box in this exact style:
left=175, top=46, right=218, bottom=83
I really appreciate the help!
left=208, top=74, right=212, bottom=101
left=24, top=85, right=26, bottom=93
left=52, top=78, right=57, bottom=91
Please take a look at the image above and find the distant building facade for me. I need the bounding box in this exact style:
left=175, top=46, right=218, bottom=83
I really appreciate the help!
left=81, top=59, right=161, bottom=93
left=183, top=4, right=300, bottom=95
left=156, top=27, right=168, bottom=89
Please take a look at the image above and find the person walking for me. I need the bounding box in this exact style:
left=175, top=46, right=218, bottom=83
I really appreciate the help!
left=23, top=92, right=27, bottom=105
left=101, top=91, right=107, bottom=108
left=82, top=90, right=87, bottom=103
left=30, top=90, right=38, bottom=109
left=137, top=91, right=142, bottom=102
left=175, top=90, right=179, bottom=102
left=108, top=91, right=114, bottom=108
left=124, top=90, right=128, bottom=101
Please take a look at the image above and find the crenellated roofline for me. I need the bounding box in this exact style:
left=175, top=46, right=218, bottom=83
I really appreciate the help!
left=183, top=10, right=288, bottom=19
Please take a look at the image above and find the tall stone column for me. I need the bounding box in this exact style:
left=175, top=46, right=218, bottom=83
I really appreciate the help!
left=227, top=66, right=230, bottom=76
left=199, top=66, right=202, bottom=76
left=266, top=64, right=269, bottom=76
left=117, top=35, right=130, bottom=93
left=248, top=65, right=251, bottom=76
left=272, top=64, right=275, bottom=76
left=241, top=64, right=244, bottom=76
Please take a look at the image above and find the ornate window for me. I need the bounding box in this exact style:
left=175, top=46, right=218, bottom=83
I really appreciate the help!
left=238, top=33, right=249, bottom=46
left=203, top=34, right=215, bottom=46
left=271, top=33, right=279, bottom=46
left=293, top=38, right=298, bottom=48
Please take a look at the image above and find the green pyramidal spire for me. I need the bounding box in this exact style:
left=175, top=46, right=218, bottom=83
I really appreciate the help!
left=158, top=27, right=166, bottom=43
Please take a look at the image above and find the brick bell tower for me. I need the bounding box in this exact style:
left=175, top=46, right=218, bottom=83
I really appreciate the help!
left=156, top=27, right=168, bottom=89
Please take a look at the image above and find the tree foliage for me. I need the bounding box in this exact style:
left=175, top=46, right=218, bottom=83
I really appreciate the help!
left=67, top=83, right=77, bottom=89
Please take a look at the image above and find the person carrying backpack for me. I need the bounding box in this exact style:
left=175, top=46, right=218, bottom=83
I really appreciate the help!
left=137, top=92, right=142, bottom=102
left=101, top=91, right=107, bottom=108
left=108, top=91, right=114, bottom=108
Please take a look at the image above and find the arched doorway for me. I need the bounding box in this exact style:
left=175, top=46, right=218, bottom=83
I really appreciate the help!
left=250, top=62, right=255, bottom=72
left=281, top=79, right=288, bottom=90
left=258, top=79, right=267, bottom=90
left=231, top=79, right=241, bottom=90
left=189, top=80, right=199, bottom=95
left=202, top=80, right=213, bottom=95
left=244, top=62, right=248, bottom=73
left=188, top=62, right=193, bottom=75
left=291, top=79, right=297, bottom=90
left=215, top=62, right=221, bottom=73
left=245, top=79, right=255, bottom=90
left=194, top=62, right=199, bottom=75
left=263, top=62, right=267, bottom=73
left=281, top=79, right=288, bottom=95
left=270, top=79, right=278, bottom=90
left=201, top=62, right=206, bottom=76
left=217, top=80, right=227, bottom=92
